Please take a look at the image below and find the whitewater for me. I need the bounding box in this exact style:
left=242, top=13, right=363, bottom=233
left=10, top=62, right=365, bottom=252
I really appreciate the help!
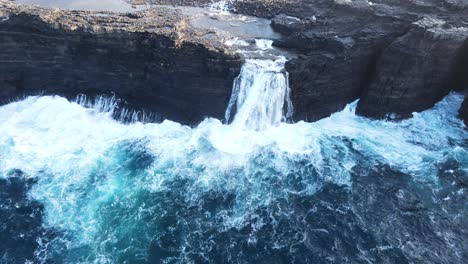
left=0, top=51, right=467, bottom=262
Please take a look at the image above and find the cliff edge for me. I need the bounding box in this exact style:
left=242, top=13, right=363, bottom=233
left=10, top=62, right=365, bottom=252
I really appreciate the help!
left=0, top=0, right=242, bottom=124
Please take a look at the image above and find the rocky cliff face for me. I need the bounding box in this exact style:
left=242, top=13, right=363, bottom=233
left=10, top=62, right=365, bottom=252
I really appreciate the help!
left=357, top=18, right=468, bottom=120
left=234, top=0, right=468, bottom=122
left=0, top=1, right=241, bottom=125
left=268, top=3, right=409, bottom=121
left=2, top=0, right=468, bottom=125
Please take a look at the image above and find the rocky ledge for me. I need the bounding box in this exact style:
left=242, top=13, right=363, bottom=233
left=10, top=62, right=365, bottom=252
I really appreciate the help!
left=1, top=0, right=468, bottom=126
left=232, top=0, right=468, bottom=123
left=0, top=0, right=242, bottom=124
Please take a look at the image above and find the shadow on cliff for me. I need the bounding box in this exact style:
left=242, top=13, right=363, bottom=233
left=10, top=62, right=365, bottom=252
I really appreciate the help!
left=0, top=10, right=241, bottom=126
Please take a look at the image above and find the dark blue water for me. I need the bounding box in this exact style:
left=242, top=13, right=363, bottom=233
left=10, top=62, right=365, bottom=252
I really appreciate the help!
left=0, top=93, right=467, bottom=263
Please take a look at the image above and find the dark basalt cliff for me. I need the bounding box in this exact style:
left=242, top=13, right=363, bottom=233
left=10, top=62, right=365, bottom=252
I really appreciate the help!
left=1, top=0, right=468, bottom=125
left=0, top=1, right=241, bottom=124
left=234, top=0, right=468, bottom=122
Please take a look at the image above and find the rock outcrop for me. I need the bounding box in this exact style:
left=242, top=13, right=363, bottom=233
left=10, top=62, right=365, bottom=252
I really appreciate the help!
left=357, top=17, right=468, bottom=120
left=269, top=3, right=409, bottom=121
left=233, top=0, right=468, bottom=122
left=0, top=1, right=241, bottom=125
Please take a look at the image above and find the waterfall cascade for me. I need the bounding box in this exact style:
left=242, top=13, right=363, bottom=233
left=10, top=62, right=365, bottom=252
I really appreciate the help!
left=210, top=0, right=230, bottom=12
left=225, top=57, right=293, bottom=130
left=224, top=39, right=294, bottom=130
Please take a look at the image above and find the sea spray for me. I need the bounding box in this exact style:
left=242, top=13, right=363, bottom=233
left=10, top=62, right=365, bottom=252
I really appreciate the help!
left=0, top=92, right=466, bottom=262
left=75, top=94, right=158, bottom=123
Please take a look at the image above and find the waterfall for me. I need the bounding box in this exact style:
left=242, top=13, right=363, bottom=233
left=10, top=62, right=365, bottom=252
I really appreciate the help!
left=225, top=56, right=294, bottom=130
left=210, top=0, right=230, bottom=12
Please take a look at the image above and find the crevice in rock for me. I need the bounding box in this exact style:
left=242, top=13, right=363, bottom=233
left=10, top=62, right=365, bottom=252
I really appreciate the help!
left=356, top=29, right=412, bottom=118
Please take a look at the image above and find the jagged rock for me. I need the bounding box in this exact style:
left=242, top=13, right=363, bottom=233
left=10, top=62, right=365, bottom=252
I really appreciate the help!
left=357, top=17, right=468, bottom=120
left=267, top=0, right=411, bottom=122
left=234, top=0, right=468, bottom=122
left=0, top=1, right=241, bottom=125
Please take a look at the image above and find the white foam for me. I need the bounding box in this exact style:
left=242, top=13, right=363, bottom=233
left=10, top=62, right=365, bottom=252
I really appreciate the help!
left=209, top=0, right=231, bottom=14
left=0, top=93, right=465, bottom=178
left=255, top=39, right=274, bottom=50
left=225, top=56, right=293, bottom=130
left=0, top=93, right=465, bottom=262
left=225, top=38, right=250, bottom=47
